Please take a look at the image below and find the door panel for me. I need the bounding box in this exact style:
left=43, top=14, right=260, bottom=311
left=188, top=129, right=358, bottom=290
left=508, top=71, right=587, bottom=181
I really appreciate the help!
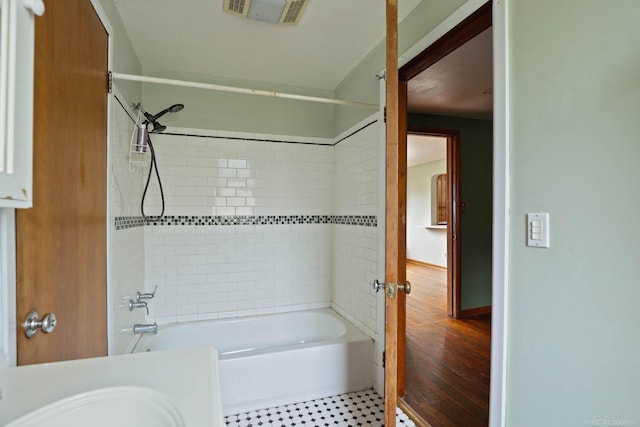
left=16, top=0, right=108, bottom=365
left=384, top=0, right=400, bottom=425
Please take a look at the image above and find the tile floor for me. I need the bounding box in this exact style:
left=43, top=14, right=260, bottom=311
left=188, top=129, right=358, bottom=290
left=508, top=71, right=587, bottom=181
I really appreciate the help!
left=224, top=389, right=417, bottom=426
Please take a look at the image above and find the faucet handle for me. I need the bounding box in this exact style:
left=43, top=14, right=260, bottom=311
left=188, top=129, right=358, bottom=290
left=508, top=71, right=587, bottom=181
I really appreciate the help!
left=129, top=299, right=149, bottom=315
left=136, top=285, right=157, bottom=302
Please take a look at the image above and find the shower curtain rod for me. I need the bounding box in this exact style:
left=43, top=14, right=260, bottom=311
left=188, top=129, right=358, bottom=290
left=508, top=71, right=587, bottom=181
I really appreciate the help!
left=110, top=72, right=379, bottom=109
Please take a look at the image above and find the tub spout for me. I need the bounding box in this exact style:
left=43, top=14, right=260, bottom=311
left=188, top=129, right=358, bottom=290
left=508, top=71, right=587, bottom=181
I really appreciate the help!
left=133, top=323, right=158, bottom=335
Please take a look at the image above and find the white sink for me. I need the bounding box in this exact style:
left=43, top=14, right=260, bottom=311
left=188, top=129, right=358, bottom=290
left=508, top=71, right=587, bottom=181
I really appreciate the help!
left=7, top=386, right=184, bottom=427
left=0, top=347, right=223, bottom=426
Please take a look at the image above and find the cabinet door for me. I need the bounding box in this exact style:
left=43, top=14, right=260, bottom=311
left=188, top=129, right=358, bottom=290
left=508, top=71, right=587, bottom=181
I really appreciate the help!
left=436, top=173, right=447, bottom=224
left=0, top=0, right=42, bottom=208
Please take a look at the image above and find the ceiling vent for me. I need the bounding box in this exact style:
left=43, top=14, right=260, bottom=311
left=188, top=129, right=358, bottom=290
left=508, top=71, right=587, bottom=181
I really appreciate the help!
left=223, top=0, right=309, bottom=25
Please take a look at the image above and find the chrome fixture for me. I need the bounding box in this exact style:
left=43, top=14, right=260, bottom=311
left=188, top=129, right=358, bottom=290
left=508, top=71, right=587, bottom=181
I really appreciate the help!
left=23, top=310, right=57, bottom=338
left=136, top=285, right=157, bottom=302
left=372, top=279, right=386, bottom=293
left=133, top=323, right=158, bottom=335
left=372, top=279, right=411, bottom=299
left=135, top=104, right=184, bottom=153
left=129, top=299, right=149, bottom=315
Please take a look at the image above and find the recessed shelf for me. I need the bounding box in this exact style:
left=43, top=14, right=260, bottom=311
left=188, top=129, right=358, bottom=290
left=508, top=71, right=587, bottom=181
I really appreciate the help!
left=415, top=225, right=447, bottom=230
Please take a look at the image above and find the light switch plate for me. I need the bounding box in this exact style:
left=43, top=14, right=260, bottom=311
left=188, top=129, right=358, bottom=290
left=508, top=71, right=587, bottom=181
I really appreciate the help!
left=527, top=213, right=550, bottom=248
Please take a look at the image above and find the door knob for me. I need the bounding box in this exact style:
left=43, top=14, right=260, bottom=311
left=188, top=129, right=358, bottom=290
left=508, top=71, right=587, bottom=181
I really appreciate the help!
left=372, top=280, right=411, bottom=298
left=398, top=281, right=411, bottom=295
left=23, top=311, right=57, bottom=338
left=372, top=279, right=386, bottom=293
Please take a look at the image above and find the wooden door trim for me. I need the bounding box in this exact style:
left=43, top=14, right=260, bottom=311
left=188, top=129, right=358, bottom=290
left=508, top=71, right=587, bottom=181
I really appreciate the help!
left=399, top=1, right=492, bottom=81
left=407, top=127, right=461, bottom=318
left=398, top=399, right=430, bottom=427
left=396, top=81, right=408, bottom=398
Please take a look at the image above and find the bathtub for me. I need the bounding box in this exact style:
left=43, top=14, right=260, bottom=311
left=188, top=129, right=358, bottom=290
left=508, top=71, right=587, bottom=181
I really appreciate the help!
left=132, top=309, right=373, bottom=416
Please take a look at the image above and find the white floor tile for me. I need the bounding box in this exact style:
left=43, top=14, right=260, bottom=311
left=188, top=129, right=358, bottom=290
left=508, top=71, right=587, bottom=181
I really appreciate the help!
left=224, top=389, right=417, bottom=426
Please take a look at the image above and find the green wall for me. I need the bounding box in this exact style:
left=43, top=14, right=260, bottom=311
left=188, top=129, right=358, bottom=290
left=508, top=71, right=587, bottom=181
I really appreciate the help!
left=100, top=1, right=335, bottom=138
left=334, top=0, right=470, bottom=135
left=140, top=70, right=336, bottom=138
left=409, top=113, right=493, bottom=311
left=507, top=0, right=640, bottom=424
left=103, top=0, right=472, bottom=138
left=98, top=0, right=142, bottom=103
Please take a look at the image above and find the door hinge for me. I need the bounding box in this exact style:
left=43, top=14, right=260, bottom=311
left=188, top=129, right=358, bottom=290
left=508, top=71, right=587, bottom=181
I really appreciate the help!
left=382, top=350, right=386, bottom=368
left=383, top=107, right=387, bottom=123
left=107, top=71, right=113, bottom=94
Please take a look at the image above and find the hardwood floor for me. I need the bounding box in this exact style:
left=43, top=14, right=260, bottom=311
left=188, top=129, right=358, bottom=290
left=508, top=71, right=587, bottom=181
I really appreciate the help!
left=402, top=261, right=491, bottom=427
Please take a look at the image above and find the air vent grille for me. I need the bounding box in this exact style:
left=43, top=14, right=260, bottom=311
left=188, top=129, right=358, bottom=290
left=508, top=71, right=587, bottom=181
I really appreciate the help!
left=282, top=0, right=306, bottom=24
left=224, top=0, right=249, bottom=16
left=223, top=0, right=309, bottom=24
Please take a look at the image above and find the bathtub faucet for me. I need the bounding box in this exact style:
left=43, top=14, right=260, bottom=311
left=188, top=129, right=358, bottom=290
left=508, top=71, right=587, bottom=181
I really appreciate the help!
left=133, top=323, right=158, bottom=335
left=128, top=299, right=149, bottom=315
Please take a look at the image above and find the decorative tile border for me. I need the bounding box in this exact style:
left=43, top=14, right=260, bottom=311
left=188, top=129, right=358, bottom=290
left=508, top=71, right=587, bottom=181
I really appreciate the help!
left=115, top=215, right=376, bottom=230
left=114, top=216, right=147, bottom=230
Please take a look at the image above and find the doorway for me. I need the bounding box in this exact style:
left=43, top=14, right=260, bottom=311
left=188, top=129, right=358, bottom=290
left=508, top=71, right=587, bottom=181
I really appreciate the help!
left=397, top=2, right=494, bottom=426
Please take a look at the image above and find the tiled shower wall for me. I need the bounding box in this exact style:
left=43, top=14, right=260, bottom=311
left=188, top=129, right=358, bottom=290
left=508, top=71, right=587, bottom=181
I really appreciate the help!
left=331, top=122, right=380, bottom=337
left=108, top=95, right=146, bottom=354
left=108, top=94, right=383, bottom=347
left=141, top=132, right=336, bottom=323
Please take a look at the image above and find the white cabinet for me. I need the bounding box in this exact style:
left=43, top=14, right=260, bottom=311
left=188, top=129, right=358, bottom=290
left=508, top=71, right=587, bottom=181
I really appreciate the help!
left=0, top=0, right=43, bottom=208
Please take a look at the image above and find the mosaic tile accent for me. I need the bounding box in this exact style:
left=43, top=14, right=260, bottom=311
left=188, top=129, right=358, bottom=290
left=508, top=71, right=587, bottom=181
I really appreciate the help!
left=224, top=389, right=416, bottom=427
left=115, top=215, right=377, bottom=230
left=114, top=216, right=147, bottom=230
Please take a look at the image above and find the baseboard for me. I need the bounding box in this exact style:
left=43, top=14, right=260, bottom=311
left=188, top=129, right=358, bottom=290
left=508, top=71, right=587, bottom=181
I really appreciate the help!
left=459, top=305, right=492, bottom=317
left=406, top=258, right=447, bottom=271
left=398, top=398, right=432, bottom=427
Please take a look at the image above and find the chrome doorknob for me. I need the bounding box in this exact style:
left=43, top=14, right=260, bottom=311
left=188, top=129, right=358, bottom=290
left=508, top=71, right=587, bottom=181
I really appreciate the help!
left=398, top=281, right=411, bottom=295
left=372, top=279, right=386, bottom=293
left=372, top=280, right=411, bottom=298
left=23, top=311, right=57, bottom=338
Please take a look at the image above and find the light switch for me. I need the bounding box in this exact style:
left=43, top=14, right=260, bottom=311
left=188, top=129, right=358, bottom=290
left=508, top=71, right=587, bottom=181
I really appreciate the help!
left=527, top=213, right=550, bottom=248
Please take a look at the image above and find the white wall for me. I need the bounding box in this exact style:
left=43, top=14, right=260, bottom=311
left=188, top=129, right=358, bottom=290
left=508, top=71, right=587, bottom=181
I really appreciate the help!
left=0, top=209, right=16, bottom=366
left=506, top=0, right=640, bottom=425
left=407, top=159, right=447, bottom=267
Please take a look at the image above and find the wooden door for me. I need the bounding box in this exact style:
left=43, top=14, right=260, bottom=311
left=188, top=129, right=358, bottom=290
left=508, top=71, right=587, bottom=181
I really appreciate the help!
left=16, top=0, right=108, bottom=365
left=384, top=0, right=403, bottom=425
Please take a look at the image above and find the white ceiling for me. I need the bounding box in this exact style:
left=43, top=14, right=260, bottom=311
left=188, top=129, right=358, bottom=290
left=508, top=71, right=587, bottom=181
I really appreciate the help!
left=407, top=28, right=493, bottom=119
left=111, top=0, right=422, bottom=91
left=407, top=134, right=446, bottom=167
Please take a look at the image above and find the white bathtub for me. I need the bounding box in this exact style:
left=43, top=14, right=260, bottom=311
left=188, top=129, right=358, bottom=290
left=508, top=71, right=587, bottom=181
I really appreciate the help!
left=132, top=309, right=373, bottom=416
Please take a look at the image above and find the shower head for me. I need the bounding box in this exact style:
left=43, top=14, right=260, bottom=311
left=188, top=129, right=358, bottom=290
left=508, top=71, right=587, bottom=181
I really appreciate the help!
left=149, top=122, right=166, bottom=134
left=136, top=103, right=184, bottom=150
left=144, top=103, right=185, bottom=123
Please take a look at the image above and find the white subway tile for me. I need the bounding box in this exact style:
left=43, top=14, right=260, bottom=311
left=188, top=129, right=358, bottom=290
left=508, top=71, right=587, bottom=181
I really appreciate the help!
left=218, top=168, right=237, bottom=178
left=228, top=159, right=246, bottom=169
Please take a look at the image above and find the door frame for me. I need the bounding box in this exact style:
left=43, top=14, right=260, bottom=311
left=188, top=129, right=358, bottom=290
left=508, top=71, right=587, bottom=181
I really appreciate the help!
left=406, top=127, right=461, bottom=318
left=385, top=0, right=510, bottom=426
left=89, top=0, right=115, bottom=357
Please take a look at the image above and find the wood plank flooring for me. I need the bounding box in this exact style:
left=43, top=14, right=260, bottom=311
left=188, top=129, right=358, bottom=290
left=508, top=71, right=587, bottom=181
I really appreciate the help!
left=402, top=262, right=491, bottom=427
